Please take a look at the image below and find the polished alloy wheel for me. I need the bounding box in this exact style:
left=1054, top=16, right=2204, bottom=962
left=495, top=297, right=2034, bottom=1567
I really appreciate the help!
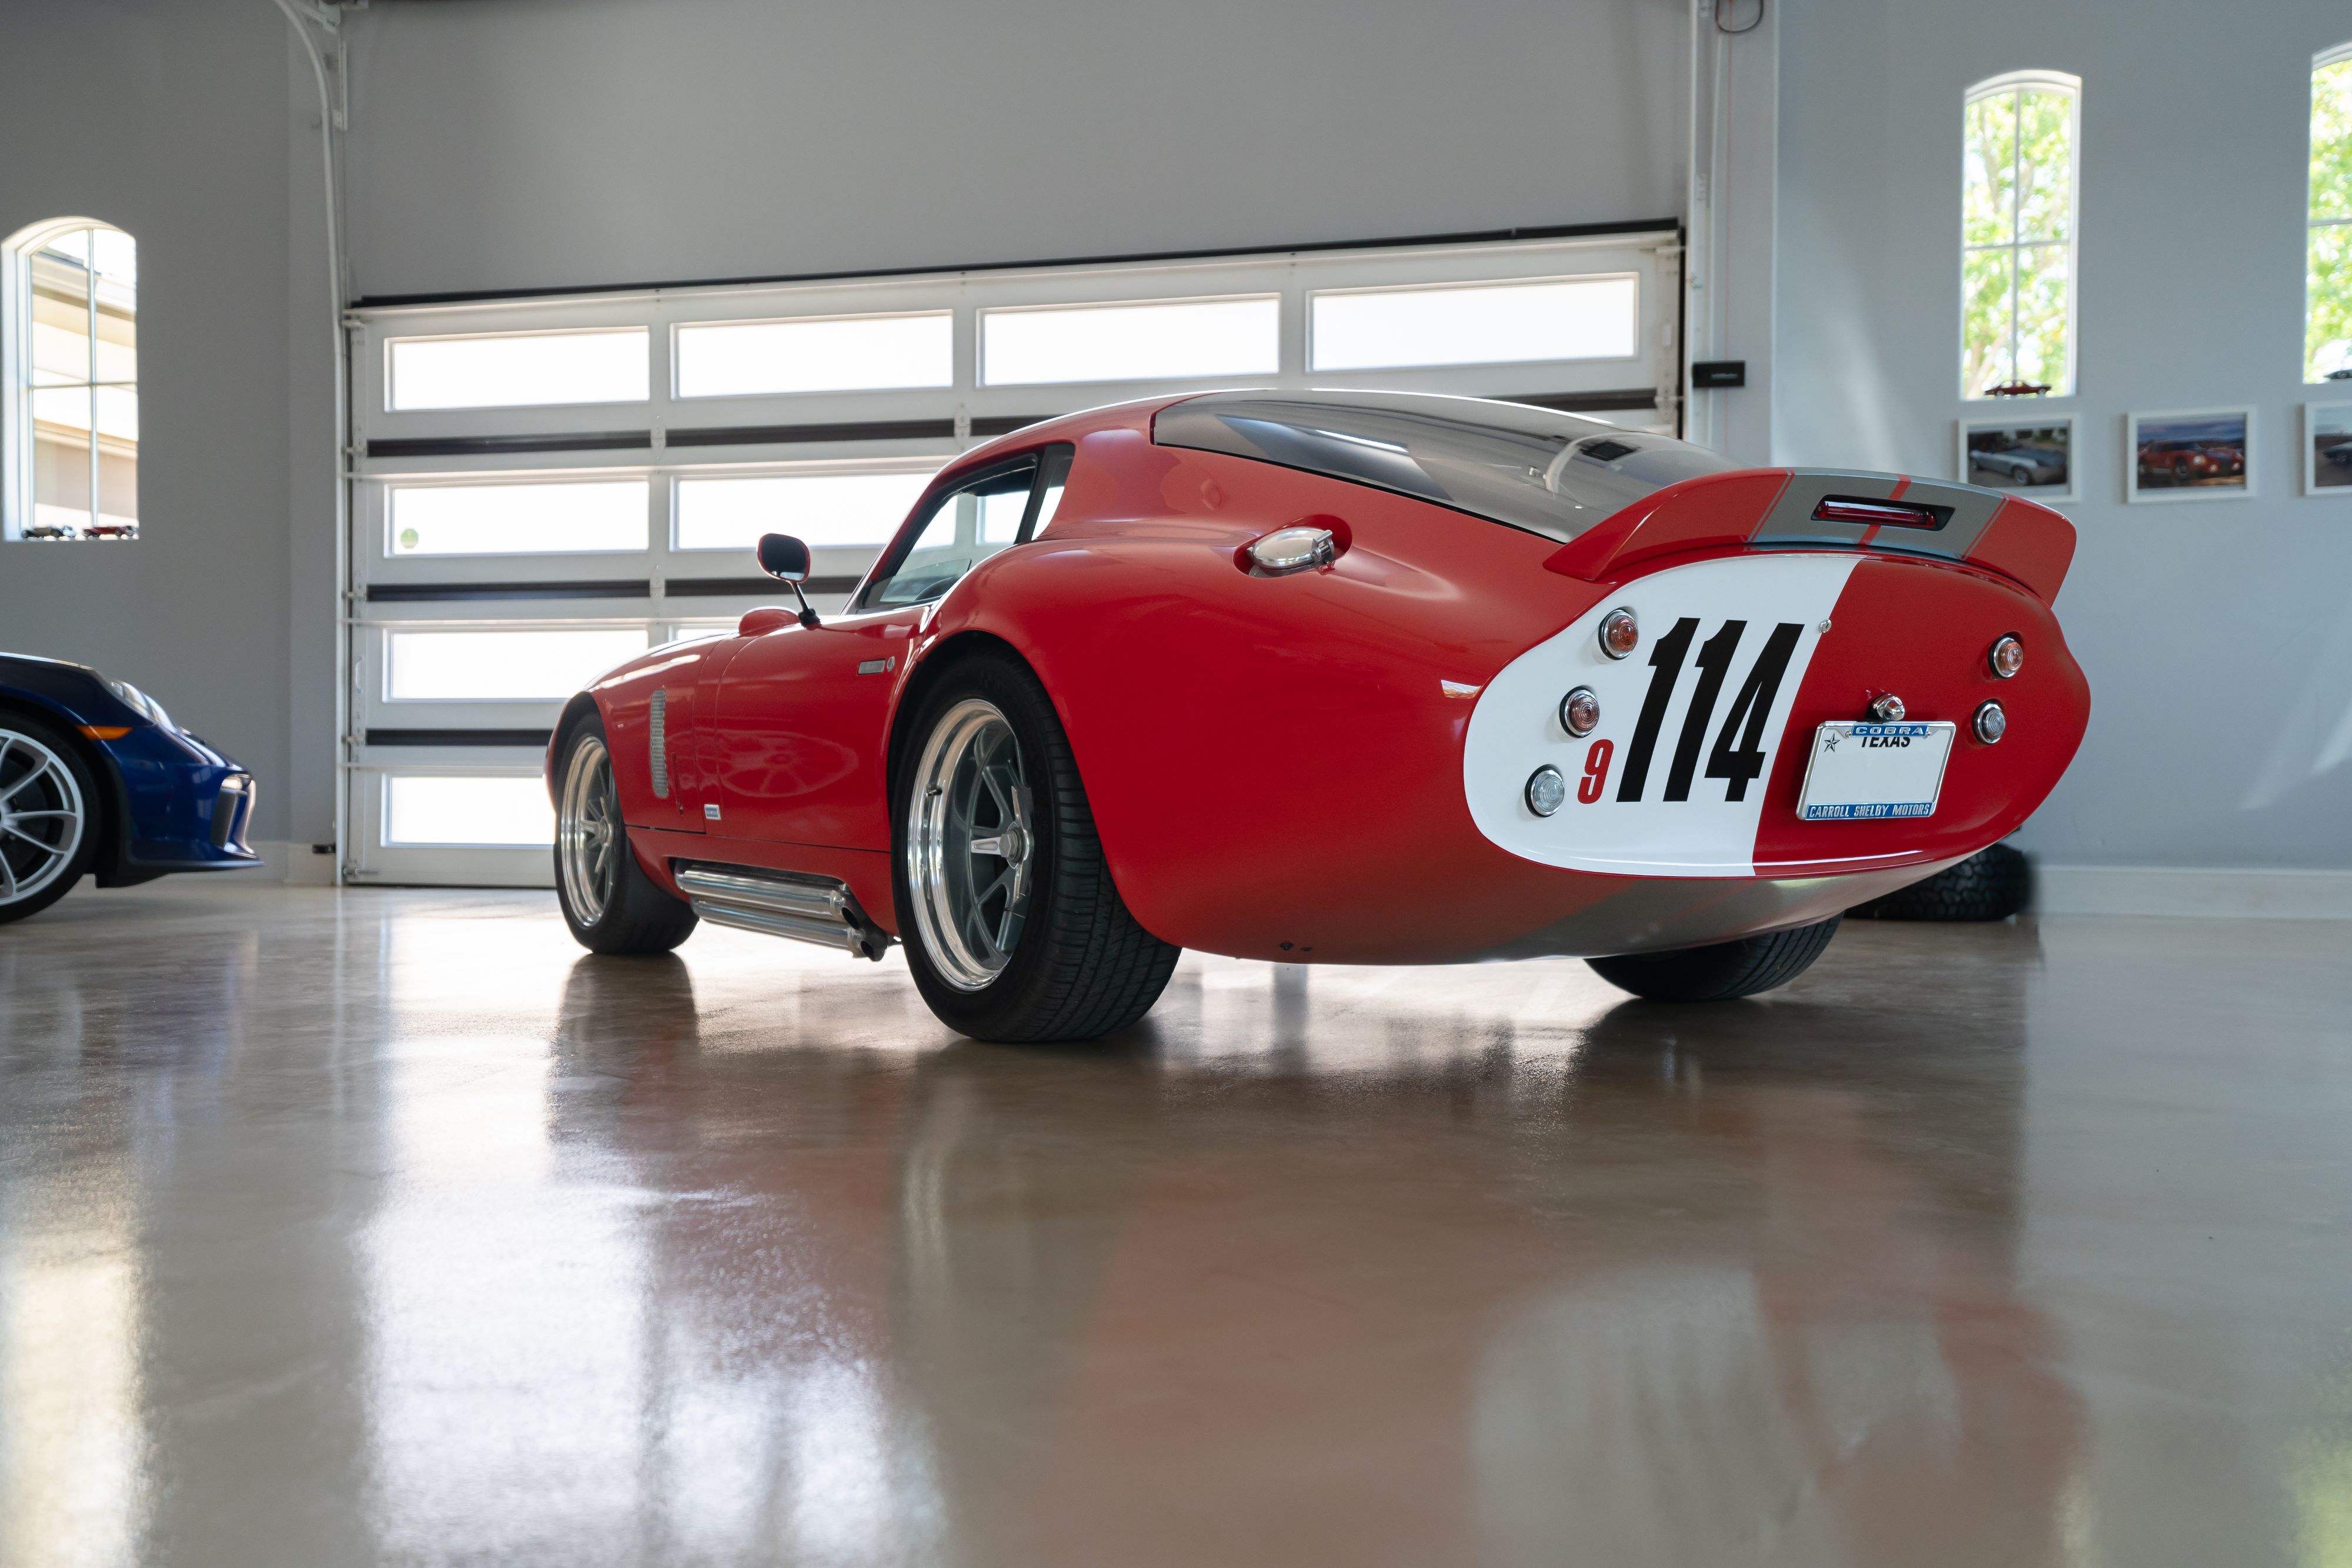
left=0, top=729, right=86, bottom=908
left=906, top=698, right=1034, bottom=991
left=557, top=734, right=621, bottom=927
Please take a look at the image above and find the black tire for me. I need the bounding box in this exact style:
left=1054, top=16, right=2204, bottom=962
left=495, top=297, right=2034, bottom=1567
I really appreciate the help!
left=0, top=711, right=100, bottom=925
left=1586, top=916, right=1842, bottom=1002
left=1846, top=842, right=2031, bottom=922
left=552, top=712, right=698, bottom=955
left=893, top=652, right=1180, bottom=1042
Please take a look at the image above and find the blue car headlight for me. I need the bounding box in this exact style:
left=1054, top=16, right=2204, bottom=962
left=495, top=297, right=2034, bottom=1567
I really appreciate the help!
left=103, top=677, right=176, bottom=733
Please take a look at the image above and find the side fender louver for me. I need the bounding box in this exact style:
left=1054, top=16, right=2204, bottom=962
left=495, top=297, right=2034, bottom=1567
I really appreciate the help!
left=649, top=688, right=669, bottom=799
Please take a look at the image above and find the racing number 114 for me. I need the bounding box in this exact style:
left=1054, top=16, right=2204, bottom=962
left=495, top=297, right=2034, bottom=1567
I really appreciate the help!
left=1589, top=617, right=1805, bottom=805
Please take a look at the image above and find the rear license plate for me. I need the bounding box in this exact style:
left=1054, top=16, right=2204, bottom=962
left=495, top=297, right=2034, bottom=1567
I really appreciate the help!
left=1796, top=722, right=1956, bottom=821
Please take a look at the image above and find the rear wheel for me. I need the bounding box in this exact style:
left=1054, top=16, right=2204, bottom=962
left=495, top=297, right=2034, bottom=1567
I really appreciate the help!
left=553, top=713, right=697, bottom=955
left=1847, top=843, right=2030, bottom=922
left=1586, top=916, right=1841, bottom=1002
left=894, top=653, right=1180, bottom=1042
left=0, top=714, right=97, bottom=925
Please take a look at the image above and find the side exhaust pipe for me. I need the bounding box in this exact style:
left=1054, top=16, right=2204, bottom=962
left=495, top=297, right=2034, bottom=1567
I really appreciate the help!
left=673, top=863, right=890, bottom=961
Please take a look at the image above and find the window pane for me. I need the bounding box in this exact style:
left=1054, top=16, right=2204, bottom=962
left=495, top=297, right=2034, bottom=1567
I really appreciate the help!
left=98, top=400, right=136, bottom=529
left=92, top=386, right=136, bottom=443
left=2310, top=222, right=2352, bottom=380
left=1310, top=276, right=1638, bottom=371
left=2014, top=245, right=2071, bottom=392
left=390, top=480, right=649, bottom=556
left=981, top=297, right=1277, bottom=385
left=386, top=628, right=650, bottom=701
left=1962, top=91, right=2019, bottom=248
left=673, top=469, right=934, bottom=552
left=32, top=389, right=90, bottom=534
left=2313, top=58, right=2352, bottom=223
left=384, top=776, right=554, bottom=847
left=29, top=260, right=91, bottom=386
left=1961, top=248, right=2016, bottom=399
left=2014, top=90, right=2073, bottom=242
left=88, top=227, right=136, bottom=286
left=386, top=329, right=649, bottom=411
left=676, top=312, right=952, bottom=397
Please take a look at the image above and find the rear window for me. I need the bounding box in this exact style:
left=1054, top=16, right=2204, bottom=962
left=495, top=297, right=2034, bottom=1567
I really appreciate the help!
left=1151, top=390, right=1732, bottom=543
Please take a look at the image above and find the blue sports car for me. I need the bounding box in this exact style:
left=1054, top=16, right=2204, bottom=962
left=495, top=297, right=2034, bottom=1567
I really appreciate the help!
left=0, top=652, right=261, bottom=923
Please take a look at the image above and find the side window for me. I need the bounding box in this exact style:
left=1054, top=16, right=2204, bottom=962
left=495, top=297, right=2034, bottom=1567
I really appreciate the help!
left=1033, top=444, right=1075, bottom=534
left=863, top=458, right=1038, bottom=609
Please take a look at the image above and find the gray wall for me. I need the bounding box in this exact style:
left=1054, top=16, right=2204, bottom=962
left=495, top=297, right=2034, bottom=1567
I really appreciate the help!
left=338, top=0, right=1690, bottom=299
left=1776, top=0, right=2352, bottom=871
left=0, top=0, right=293, bottom=842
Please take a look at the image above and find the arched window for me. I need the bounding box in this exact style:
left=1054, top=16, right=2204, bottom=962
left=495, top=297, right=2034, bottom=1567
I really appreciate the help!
left=1962, top=71, right=2079, bottom=399
left=3, top=219, right=138, bottom=541
left=2308, top=45, right=2352, bottom=382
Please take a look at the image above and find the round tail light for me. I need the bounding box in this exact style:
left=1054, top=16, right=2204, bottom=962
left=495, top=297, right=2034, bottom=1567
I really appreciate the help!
left=1559, top=687, right=1600, bottom=737
left=1989, top=634, right=2024, bottom=679
left=1525, top=765, right=1568, bottom=816
left=1973, top=701, right=2007, bottom=744
left=1598, top=608, right=1639, bottom=660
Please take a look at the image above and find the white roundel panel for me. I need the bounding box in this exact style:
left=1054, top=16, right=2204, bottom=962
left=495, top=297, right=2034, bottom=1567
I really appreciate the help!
left=1463, top=553, right=1860, bottom=876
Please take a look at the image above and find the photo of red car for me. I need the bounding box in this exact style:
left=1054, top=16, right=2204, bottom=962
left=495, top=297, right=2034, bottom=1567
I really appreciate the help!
left=546, top=391, right=2089, bottom=1040
left=2130, top=409, right=2251, bottom=496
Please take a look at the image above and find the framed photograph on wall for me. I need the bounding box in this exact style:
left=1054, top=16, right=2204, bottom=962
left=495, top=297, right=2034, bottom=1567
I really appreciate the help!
left=1958, top=414, right=2075, bottom=503
left=2126, top=407, right=2253, bottom=503
left=2304, top=402, right=2352, bottom=495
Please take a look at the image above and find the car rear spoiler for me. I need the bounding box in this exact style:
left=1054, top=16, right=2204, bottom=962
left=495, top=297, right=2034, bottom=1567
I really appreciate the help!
left=1542, top=469, right=2076, bottom=604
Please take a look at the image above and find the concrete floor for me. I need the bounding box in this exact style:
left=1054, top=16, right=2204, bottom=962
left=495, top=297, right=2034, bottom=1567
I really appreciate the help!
left=2, top=885, right=2349, bottom=1568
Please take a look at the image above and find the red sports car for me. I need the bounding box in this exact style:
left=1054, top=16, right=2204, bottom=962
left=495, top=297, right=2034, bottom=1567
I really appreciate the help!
left=548, top=391, right=2088, bottom=1041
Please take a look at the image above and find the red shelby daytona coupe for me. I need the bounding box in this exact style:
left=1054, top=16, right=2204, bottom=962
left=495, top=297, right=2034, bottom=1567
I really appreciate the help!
left=549, top=391, right=2088, bottom=1041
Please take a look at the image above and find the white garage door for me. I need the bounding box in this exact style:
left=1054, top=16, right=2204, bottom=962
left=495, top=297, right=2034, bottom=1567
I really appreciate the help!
left=344, top=227, right=1682, bottom=886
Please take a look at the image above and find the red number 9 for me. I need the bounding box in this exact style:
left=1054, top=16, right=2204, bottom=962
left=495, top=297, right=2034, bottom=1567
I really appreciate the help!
left=1577, top=738, right=1613, bottom=804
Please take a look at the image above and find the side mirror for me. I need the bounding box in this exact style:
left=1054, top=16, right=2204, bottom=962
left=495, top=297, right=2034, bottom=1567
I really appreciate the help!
left=757, top=533, right=811, bottom=582
left=755, top=533, right=820, bottom=627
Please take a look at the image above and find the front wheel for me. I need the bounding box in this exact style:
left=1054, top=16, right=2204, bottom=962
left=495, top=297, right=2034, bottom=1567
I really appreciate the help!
left=553, top=713, right=697, bottom=955
left=894, top=653, right=1180, bottom=1042
left=0, top=714, right=98, bottom=925
left=1586, top=916, right=1842, bottom=1002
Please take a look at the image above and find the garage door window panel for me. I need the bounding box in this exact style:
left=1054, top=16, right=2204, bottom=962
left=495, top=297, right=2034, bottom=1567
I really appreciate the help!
left=1309, top=275, right=1639, bottom=372
left=386, top=627, right=653, bottom=703
left=980, top=297, right=1278, bottom=386
left=386, top=329, right=649, bottom=412
left=676, top=312, right=952, bottom=398
left=673, top=467, right=937, bottom=553
left=383, top=775, right=555, bottom=847
left=389, top=479, right=650, bottom=556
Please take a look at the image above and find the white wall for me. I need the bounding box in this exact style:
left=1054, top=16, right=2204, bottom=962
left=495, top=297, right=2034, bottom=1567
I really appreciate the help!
left=1776, top=0, right=2352, bottom=874
left=0, top=0, right=296, bottom=845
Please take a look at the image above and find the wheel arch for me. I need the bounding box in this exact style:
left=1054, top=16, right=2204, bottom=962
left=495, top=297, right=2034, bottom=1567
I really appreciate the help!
left=547, top=690, right=603, bottom=803
left=887, top=630, right=1037, bottom=812
left=0, top=693, right=126, bottom=884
